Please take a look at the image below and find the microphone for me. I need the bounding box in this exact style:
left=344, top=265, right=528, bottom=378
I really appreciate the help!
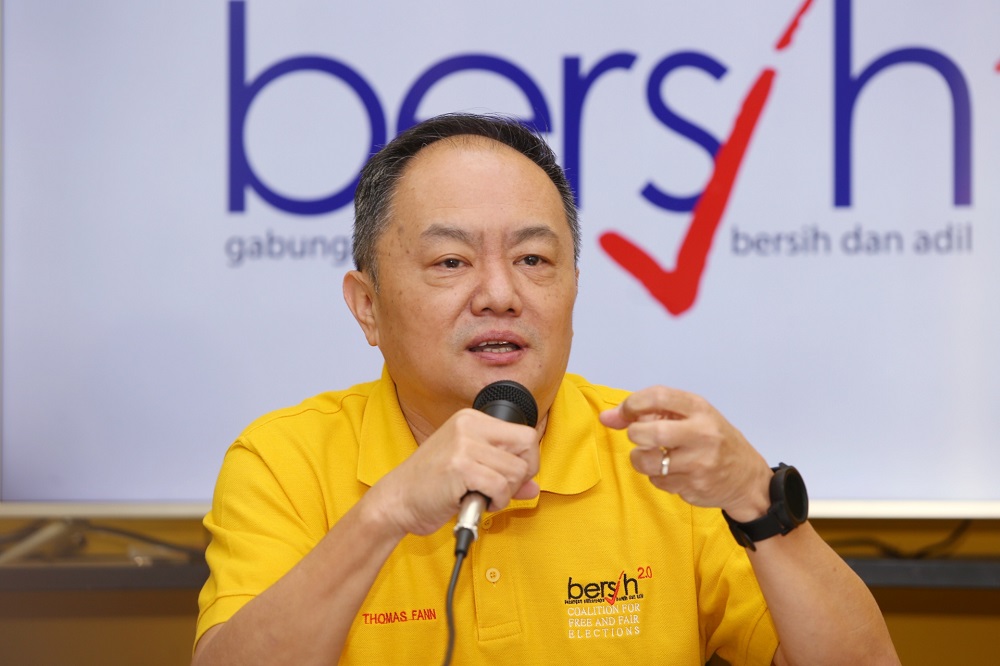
left=453, top=380, right=538, bottom=556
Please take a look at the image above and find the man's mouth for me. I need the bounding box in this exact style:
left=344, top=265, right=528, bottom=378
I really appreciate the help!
left=469, top=340, right=522, bottom=354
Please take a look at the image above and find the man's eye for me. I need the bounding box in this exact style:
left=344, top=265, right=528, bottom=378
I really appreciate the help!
left=441, top=258, right=462, bottom=269
left=521, top=255, right=543, bottom=266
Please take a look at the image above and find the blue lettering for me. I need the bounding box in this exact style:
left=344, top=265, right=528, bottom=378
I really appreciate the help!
left=642, top=51, right=727, bottom=212
left=228, top=1, right=386, bottom=215
left=834, top=0, right=971, bottom=207
left=397, top=54, right=551, bottom=134
left=226, top=0, right=975, bottom=221
left=562, top=53, right=637, bottom=206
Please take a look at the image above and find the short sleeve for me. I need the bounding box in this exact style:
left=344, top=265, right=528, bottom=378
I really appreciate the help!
left=195, top=436, right=327, bottom=646
left=693, top=509, right=779, bottom=665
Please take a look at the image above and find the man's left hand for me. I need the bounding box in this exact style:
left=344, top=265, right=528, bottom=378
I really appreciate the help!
left=599, top=385, right=774, bottom=522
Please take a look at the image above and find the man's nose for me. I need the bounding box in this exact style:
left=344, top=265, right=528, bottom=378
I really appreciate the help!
left=471, top=260, right=522, bottom=315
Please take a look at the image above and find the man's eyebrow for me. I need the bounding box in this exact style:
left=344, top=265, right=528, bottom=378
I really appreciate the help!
left=418, top=223, right=559, bottom=247
left=510, top=225, right=560, bottom=246
left=419, top=224, right=477, bottom=245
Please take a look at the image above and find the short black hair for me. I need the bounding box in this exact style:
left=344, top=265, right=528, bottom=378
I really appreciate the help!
left=352, top=113, right=580, bottom=288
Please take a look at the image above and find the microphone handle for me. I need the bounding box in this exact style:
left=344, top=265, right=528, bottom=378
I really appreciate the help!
left=453, top=381, right=535, bottom=556
left=454, top=491, right=489, bottom=556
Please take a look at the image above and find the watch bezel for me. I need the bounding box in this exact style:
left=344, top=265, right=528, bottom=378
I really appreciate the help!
left=772, top=463, right=808, bottom=529
left=724, top=463, right=809, bottom=550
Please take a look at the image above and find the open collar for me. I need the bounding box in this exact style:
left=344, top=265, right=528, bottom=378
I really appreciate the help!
left=356, top=368, right=603, bottom=502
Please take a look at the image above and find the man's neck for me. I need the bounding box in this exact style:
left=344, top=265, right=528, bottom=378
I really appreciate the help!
left=398, top=403, right=437, bottom=446
left=398, top=395, right=551, bottom=448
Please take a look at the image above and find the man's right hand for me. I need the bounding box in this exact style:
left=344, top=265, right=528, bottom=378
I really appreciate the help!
left=361, top=408, right=541, bottom=538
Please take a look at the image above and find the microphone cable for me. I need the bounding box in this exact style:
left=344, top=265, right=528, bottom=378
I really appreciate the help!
left=444, top=501, right=482, bottom=666
left=442, top=542, right=468, bottom=666
left=441, top=380, right=537, bottom=666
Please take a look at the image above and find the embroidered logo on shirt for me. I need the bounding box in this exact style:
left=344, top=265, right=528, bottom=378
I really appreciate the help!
left=565, top=571, right=642, bottom=605
left=564, top=570, right=646, bottom=640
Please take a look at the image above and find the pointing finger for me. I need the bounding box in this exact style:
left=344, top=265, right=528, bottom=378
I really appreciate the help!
left=620, top=386, right=702, bottom=422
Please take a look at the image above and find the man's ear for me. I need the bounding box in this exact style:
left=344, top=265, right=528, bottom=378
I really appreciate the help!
left=343, top=270, right=380, bottom=347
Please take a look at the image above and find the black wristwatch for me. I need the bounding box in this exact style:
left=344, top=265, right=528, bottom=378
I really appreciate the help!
left=722, top=463, right=809, bottom=551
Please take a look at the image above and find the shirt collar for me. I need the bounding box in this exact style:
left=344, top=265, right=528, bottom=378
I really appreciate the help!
left=532, top=377, right=602, bottom=495
left=356, top=366, right=418, bottom=487
left=356, top=368, right=602, bottom=500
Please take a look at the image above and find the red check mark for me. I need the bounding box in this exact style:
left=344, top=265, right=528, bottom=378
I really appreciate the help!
left=605, top=570, right=625, bottom=605
left=600, top=68, right=775, bottom=316
left=599, top=0, right=815, bottom=316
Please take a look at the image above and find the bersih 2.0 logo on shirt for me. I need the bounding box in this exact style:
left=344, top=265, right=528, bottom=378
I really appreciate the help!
left=564, top=570, right=645, bottom=640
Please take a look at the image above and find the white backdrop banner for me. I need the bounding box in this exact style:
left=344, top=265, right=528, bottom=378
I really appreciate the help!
left=3, top=0, right=999, bottom=510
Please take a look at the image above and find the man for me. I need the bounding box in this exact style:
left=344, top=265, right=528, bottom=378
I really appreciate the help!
left=193, top=114, right=899, bottom=665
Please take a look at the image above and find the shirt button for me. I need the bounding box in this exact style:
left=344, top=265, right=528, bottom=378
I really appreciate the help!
left=485, top=567, right=501, bottom=583
left=482, top=517, right=493, bottom=530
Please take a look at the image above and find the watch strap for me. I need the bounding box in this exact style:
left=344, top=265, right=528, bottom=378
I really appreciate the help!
left=722, top=464, right=806, bottom=551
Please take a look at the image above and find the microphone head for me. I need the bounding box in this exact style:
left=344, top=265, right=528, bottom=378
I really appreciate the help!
left=473, top=380, right=539, bottom=428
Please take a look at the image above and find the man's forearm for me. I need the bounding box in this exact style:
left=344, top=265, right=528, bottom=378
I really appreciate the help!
left=748, top=523, right=899, bottom=666
left=192, top=494, right=405, bottom=666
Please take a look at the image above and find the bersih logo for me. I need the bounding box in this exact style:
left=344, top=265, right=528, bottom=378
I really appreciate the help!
left=226, top=0, right=978, bottom=313
left=565, top=571, right=642, bottom=605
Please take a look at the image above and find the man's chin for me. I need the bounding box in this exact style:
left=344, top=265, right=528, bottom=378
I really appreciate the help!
left=453, top=353, right=561, bottom=407
left=465, top=367, right=534, bottom=392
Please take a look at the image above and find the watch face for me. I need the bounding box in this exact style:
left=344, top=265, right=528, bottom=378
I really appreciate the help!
left=784, top=468, right=809, bottom=522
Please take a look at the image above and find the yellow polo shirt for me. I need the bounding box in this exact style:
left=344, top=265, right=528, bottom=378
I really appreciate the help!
left=198, top=369, right=778, bottom=664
